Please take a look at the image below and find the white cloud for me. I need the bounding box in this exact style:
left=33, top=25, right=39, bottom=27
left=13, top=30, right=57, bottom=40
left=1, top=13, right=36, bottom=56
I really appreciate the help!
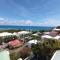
left=14, top=20, right=33, bottom=26
left=23, top=20, right=33, bottom=25
left=38, top=19, right=60, bottom=26
left=0, top=17, right=4, bottom=20
left=0, top=17, right=60, bottom=26
left=0, top=17, right=33, bottom=26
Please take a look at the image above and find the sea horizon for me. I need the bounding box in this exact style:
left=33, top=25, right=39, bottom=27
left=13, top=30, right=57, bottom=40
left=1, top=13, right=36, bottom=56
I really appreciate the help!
left=0, top=25, right=54, bottom=31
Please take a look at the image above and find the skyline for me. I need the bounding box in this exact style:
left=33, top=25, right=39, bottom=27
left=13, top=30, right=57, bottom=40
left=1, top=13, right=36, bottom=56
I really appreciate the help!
left=0, top=0, right=60, bottom=26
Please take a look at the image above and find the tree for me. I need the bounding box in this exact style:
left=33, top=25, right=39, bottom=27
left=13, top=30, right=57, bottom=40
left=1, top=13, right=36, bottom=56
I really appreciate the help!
left=31, top=43, right=54, bottom=60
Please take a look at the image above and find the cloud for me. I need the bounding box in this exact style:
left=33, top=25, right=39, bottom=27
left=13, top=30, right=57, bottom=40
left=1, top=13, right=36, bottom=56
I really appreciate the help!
left=0, top=17, right=4, bottom=20
left=14, top=20, right=33, bottom=26
left=23, top=20, right=33, bottom=25
left=0, top=17, right=60, bottom=26
left=38, top=19, right=60, bottom=26
left=0, top=17, right=33, bottom=26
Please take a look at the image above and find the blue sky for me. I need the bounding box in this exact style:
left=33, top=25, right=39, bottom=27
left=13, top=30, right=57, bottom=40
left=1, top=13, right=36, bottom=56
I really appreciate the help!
left=0, top=0, right=60, bottom=26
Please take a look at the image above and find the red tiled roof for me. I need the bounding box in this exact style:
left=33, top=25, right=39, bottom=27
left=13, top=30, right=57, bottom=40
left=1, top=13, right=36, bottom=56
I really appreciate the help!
left=8, top=40, right=24, bottom=47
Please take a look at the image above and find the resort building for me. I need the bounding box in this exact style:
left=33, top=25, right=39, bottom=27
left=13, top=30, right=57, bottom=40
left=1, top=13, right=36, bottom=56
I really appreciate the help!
left=52, top=26, right=60, bottom=36
left=41, top=26, right=60, bottom=48
left=41, top=26, right=60, bottom=40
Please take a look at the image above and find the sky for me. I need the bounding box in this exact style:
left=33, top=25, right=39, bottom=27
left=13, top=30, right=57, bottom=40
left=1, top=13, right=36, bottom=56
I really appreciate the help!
left=0, top=0, right=60, bottom=26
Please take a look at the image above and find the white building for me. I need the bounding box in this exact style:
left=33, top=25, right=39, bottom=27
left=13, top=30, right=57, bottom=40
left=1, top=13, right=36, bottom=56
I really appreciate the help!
left=0, top=50, right=10, bottom=60
left=41, top=35, right=60, bottom=40
left=53, top=28, right=60, bottom=31
left=18, top=31, right=31, bottom=35
left=51, top=50, right=60, bottom=60
left=43, top=32, right=50, bottom=35
left=41, top=35, right=53, bottom=39
left=27, top=40, right=38, bottom=47
left=0, top=32, right=13, bottom=37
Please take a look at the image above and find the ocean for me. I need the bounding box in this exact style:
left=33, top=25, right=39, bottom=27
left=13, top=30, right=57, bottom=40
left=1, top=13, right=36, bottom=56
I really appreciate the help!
left=0, top=25, right=54, bottom=31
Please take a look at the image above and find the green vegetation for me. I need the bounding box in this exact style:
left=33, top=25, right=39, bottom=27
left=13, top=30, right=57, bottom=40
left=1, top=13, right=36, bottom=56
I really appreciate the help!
left=0, top=35, right=17, bottom=44
left=0, top=29, right=21, bottom=33
left=31, top=38, right=60, bottom=60
left=31, top=43, right=55, bottom=60
left=10, top=52, right=21, bottom=60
